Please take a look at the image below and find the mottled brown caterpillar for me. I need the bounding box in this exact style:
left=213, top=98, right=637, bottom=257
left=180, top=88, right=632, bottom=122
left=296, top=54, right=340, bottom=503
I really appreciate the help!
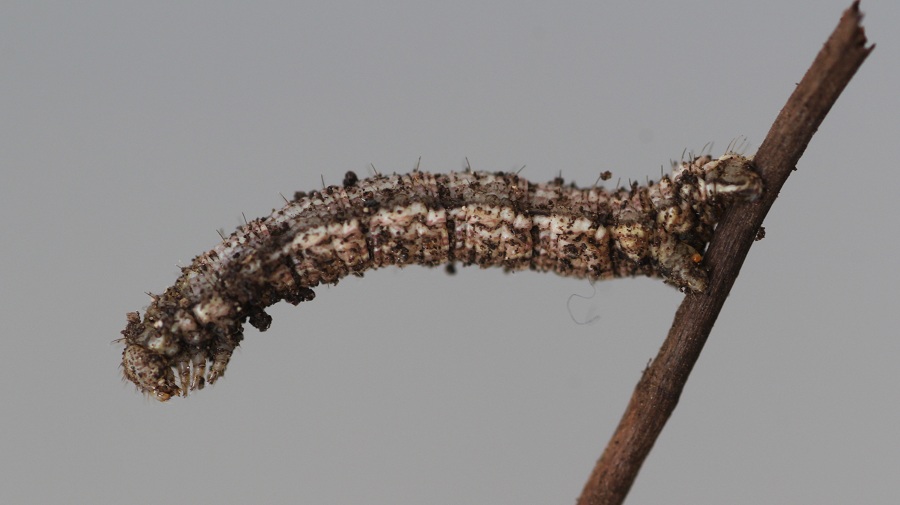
left=120, top=153, right=762, bottom=400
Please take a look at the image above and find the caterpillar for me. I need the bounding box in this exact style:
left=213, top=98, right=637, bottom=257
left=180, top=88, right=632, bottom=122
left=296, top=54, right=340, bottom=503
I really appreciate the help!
left=120, top=153, right=763, bottom=401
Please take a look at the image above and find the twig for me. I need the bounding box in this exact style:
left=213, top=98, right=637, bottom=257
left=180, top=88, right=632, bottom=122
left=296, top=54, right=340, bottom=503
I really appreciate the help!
left=576, top=3, right=873, bottom=504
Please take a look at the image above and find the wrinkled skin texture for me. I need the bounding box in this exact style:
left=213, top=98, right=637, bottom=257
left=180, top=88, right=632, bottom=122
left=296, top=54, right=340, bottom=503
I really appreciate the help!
left=120, top=153, right=762, bottom=400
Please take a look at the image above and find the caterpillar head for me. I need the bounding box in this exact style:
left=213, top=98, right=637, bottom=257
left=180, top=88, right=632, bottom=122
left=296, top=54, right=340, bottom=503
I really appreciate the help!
left=119, top=311, right=182, bottom=401
left=119, top=309, right=240, bottom=401
left=122, top=343, right=180, bottom=401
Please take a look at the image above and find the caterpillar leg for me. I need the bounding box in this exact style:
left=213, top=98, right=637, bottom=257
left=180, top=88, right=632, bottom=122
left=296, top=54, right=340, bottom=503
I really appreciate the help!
left=208, top=337, right=238, bottom=385
left=653, top=235, right=708, bottom=293
left=190, top=351, right=207, bottom=391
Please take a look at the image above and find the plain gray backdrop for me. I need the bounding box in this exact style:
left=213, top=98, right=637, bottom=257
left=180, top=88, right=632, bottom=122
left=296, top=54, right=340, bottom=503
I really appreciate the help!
left=2, top=1, right=897, bottom=503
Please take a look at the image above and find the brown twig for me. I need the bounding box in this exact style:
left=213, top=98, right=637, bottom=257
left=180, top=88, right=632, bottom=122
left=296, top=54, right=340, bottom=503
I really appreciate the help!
left=576, top=3, right=873, bottom=504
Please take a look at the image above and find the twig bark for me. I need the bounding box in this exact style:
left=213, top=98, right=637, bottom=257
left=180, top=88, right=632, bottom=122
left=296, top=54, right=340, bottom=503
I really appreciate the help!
left=576, top=3, right=873, bottom=504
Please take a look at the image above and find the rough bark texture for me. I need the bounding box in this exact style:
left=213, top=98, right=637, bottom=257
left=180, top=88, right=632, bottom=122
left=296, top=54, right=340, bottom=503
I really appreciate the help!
left=576, top=3, right=872, bottom=504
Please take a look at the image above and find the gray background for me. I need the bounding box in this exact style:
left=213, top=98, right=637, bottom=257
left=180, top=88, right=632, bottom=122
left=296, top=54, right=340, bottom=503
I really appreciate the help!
left=2, top=1, right=897, bottom=503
